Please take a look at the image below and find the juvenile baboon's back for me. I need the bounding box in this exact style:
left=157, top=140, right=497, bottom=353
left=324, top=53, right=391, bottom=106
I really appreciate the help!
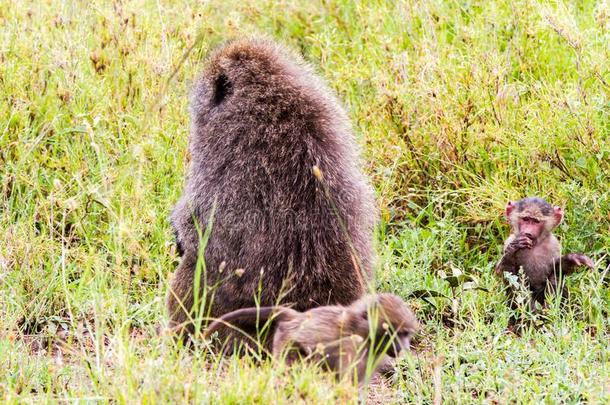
left=167, top=39, right=377, bottom=338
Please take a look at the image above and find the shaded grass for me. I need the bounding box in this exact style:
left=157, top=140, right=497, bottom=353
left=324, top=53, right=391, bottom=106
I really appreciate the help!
left=1, top=0, right=609, bottom=402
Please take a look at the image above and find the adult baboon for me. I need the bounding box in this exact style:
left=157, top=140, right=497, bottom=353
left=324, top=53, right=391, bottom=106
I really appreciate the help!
left=167, top=39, right=377, bottom=345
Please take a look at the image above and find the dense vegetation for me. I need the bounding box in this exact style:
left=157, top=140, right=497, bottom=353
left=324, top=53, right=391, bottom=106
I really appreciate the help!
left=1, top=0, right=608, bottom=402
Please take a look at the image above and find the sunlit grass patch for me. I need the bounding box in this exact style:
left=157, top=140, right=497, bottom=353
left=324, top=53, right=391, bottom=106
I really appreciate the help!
left=1, top=0, right=608, bottom=402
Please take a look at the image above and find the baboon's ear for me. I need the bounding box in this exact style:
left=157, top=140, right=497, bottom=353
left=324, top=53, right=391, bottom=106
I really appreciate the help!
left=553, top=206, right=564, bottom=226
left=353, top=307, right=370, bottom=332
left=212, top=73, right=232, bottom=106
left=505, top=201, right=515, bottom=219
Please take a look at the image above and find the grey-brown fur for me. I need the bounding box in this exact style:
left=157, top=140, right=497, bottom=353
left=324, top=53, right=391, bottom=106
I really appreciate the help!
left=203, top=293, right=419, bottom=384
left=495, top=197, right=594, bottom=326
left=167, top=39, right=377, bottom=342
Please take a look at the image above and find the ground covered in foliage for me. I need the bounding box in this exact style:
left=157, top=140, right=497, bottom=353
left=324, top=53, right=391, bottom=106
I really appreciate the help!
left=1, top=0, right=609, bottom=403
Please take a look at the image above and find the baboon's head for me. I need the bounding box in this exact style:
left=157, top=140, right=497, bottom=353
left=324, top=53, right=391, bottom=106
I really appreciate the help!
left=505, top=197, right=563, bottom=243
left=352, top=294, right=419, bottom=357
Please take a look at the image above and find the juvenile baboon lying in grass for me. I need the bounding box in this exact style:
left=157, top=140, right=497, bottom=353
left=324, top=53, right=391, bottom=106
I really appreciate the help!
left=204, top=293, right=419, bottom=384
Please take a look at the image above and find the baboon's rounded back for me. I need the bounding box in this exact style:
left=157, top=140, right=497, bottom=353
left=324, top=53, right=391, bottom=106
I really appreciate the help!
left=167, top=39, right=377, bottom=337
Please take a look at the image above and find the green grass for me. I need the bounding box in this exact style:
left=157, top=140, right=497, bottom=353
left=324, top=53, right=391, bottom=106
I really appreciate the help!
left=1, top=0, right=609, bottom=403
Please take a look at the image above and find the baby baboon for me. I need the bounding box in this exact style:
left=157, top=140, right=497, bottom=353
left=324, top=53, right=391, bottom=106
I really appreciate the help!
left=167, top=39, right=377, bottom=342
left=204, top=293, right=419, bottom=384
left=495, top=197, right=594, bottom=323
